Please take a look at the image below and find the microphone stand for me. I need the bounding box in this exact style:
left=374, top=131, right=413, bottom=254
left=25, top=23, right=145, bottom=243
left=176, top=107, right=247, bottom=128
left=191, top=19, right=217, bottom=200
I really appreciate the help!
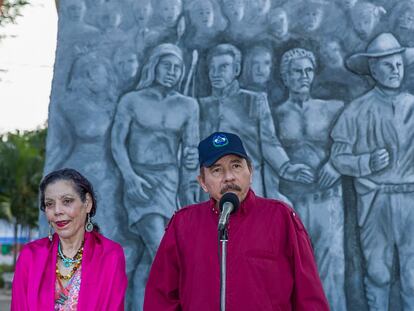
left=219, top=225, right=228, bottom=311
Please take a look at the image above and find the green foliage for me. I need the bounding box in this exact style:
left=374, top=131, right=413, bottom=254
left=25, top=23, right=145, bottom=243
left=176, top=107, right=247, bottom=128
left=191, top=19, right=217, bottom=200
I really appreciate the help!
left=0, top=127, right=46, bottom=228
left=0, top=0, right=30, bottom=27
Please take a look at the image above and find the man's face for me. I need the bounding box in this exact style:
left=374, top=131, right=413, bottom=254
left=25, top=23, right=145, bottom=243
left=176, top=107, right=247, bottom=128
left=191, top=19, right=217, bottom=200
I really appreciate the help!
left=155, top=54, right=183, bottom=88
left=285, top=57, right=314, bottom=94
left=353, top=12, right=376, bottom=39
left=191, top=1, right=214, bottom=29
left=251, top=50, right=272, bottom=85
left=134, top=2, right=152, bottom=27
left=370, top=54, right=404, bottom=89
left=114, top=52, right=139, bottom=79
left=197, top=154, right=252, bottom=203
left=269, top=11, right=288, bottom=37
left=398, top=10, right=414, bottom=31
left=302, top=7, right=323, bottom=31
left=66, top=3, right=84, bottom=21
left=159, top=1, right=181, bottom=27
left=321, top=41, right=343, bottom=68
left=209, top=54, right=239, bottom=89
left=222, top=0, right=245, bottom=22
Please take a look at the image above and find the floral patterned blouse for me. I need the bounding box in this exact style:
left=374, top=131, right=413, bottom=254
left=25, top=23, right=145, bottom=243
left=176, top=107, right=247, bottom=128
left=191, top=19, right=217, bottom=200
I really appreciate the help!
left=55, top=267, right=81, bottom=311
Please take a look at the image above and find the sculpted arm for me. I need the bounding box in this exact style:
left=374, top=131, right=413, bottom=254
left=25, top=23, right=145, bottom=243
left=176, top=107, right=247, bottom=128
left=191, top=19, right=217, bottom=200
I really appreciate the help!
left=259, top=95, right=315, bottom=184
left=330, top=108, right=389, bottom=177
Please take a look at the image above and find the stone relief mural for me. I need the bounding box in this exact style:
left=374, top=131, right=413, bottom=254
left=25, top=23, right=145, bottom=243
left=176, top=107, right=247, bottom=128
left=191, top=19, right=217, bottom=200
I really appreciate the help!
left=42, top=0, right=414, bottom=310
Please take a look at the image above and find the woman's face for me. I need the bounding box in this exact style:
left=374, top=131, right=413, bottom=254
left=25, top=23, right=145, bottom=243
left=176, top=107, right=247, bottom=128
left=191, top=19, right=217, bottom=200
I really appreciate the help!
left=191, top=1, right=214, bottom=29
left=44, top=180, right=92, bottom=241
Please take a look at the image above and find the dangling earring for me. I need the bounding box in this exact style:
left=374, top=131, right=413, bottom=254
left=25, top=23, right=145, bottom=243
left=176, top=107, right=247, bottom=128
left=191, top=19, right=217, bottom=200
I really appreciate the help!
left=48, top=222, right=53, bottom=242
left=85, top=213, right=94, bottom=232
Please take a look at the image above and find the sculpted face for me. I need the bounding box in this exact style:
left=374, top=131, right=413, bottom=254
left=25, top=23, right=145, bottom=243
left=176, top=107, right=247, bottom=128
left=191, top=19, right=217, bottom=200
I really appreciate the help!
left=302, top=7, right=323, bottom=31
left=321, top=41, right=343, bottom=68
left=286, top=57, right=315, bottom=94
left=209, top=54, right=239, bottom=89
left=250, top=50, right=272, bottom=85
left=134, top=1, right=152, bottom=27
left=353, top=12, right=376, bottom=39
left=222, top=0, right=245, bottom=22
left=88, top=64, right=110, bottom=93
left=197, top=154, right=252, bottom=203
left=398, top=10, right=414, bottom=30
left=44, top=180, right=92, bottom=241
left=155, top=54, right=183, bottom=88
left=370, top=54, right=404, bottom=89
left=114, top=51, right=139, bottom=79
left=338, top=0, right=358, bottom=9
left=66, top=3, right=85, bottom=21
left=269, top=10, right=288, bottom=38
left=191, top=1, right=214, bottom=29
left=159, top=0, right=181, bottom=27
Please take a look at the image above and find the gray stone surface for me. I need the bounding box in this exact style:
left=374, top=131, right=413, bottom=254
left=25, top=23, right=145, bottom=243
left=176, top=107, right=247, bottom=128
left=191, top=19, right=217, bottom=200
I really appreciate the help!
left=40, top=1, right=414, bottom=310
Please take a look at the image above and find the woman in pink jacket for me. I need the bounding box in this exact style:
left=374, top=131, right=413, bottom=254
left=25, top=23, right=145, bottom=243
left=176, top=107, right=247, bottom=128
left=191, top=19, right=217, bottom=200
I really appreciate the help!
left=11, top=168, right=127, bottom=310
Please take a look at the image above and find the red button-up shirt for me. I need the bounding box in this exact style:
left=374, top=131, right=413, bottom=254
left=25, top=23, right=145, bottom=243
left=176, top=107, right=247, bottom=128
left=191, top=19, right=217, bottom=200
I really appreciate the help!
left=144, top=190, right=329, bottom=311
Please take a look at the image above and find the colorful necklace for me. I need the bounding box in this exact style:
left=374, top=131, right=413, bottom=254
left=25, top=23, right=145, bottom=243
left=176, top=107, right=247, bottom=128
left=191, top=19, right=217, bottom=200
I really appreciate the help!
left=56, top=240, right=84, bottom=281
left=58, top=240, right=84, bottom=268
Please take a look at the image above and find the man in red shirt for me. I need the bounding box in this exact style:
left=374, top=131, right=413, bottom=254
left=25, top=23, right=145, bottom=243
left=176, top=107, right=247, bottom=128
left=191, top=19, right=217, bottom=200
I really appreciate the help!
left=144, top=132, right=329, bottom=311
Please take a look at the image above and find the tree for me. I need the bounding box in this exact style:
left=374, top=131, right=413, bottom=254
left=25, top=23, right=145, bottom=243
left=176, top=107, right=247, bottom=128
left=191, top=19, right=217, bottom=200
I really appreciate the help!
left=0, top=127, right=46, bottom=266
left=0, top=0, right=30, bottom=27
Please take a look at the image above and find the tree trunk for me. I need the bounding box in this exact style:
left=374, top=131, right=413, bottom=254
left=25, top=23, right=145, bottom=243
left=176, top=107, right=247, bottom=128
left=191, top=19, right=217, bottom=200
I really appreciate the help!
left=13, top=221, right=18, bottom=267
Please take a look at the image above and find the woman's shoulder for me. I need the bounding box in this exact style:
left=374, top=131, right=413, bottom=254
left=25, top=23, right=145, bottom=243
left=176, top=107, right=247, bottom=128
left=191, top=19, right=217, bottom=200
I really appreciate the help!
left=89, top=232, right=124, bottom=256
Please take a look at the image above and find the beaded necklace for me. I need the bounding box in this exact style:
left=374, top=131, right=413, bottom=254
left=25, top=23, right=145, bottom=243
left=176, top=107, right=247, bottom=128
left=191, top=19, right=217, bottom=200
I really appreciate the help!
left=56, top=240, right=84, bottom=281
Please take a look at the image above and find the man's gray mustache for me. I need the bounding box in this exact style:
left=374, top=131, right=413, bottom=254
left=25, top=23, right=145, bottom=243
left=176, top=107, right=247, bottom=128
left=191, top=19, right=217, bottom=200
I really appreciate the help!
left=221, top=184, right=242, bottom=194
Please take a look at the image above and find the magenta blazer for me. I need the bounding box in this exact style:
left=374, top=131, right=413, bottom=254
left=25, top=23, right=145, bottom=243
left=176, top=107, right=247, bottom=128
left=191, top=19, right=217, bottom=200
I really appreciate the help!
left=11, top=231, right=127, bottom=310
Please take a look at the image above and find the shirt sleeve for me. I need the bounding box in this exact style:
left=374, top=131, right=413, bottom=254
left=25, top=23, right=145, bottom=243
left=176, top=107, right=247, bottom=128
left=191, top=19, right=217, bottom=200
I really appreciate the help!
left=287, top=211, right=330, bottom=311
left=11, top=246, right=30, bottom=311
left=330, top=106, right=372, bottom=177
left=144, top=214, right=182, bottom=311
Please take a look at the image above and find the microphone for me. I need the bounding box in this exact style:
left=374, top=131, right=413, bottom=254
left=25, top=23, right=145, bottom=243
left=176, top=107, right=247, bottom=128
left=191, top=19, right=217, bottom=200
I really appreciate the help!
left=218, top=192, right=240, bottom=231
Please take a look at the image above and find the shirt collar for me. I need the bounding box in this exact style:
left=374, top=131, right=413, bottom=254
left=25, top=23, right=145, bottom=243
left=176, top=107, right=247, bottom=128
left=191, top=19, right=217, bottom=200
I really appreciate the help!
left=212, top=80, right=240, bottom=98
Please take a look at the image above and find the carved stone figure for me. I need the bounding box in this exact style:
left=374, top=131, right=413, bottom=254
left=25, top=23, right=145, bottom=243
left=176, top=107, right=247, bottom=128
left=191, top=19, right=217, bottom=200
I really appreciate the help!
left=313, top=37, right=370, bottom=102
left=48, top=53, right=121, bottom=240
left=111, top=43, right=199, bottom=309
left=199, top=44, right=311, bottom=201
left=273, top=48, right=347, bottom=311
left=331, top=33, right=414, bottom=310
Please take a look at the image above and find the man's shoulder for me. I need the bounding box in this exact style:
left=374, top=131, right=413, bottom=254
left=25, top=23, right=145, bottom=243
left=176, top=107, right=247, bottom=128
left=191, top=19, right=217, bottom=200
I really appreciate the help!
left=166, top=201, right=210, bottom=229
left=238, top=88, right=267, bottom=101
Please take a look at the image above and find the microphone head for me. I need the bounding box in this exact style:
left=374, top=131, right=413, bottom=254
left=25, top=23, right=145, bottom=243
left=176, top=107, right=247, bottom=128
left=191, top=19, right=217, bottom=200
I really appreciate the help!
left=219, top=192, right=240, bottom=213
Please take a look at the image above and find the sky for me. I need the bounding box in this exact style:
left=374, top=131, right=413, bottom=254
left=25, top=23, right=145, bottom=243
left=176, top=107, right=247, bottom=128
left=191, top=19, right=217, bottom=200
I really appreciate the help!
left=0, top=0, right=57, bottom=134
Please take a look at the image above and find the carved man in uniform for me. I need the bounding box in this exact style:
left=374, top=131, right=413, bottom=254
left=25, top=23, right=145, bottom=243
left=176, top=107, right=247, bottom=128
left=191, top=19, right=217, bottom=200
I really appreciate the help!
left=199, top=43, right=311, bottom=201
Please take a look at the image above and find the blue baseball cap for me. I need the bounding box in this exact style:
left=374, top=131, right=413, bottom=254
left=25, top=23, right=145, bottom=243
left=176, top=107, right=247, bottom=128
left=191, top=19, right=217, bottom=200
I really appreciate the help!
left=198, top=132, right=249, bottom=167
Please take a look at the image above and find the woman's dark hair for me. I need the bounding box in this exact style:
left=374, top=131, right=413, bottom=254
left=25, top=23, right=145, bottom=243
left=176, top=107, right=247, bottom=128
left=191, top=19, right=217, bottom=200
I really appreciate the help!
left=39, top=168, right=99, bottom=230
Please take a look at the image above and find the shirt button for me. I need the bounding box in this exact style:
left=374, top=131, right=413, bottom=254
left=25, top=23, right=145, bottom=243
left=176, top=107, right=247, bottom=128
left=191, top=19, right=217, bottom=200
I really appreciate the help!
left=292, top=212, right=296, bottom=217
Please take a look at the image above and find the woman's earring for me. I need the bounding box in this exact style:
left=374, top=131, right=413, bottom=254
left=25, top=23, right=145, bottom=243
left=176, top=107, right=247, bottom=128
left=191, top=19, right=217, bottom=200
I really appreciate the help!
left=85, top=213, right=94, bottom=232
left=48, top=222, right=53, bottom=242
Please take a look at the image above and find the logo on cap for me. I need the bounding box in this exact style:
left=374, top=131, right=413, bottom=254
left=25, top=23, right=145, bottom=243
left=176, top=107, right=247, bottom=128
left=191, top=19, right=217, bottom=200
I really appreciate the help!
left=212, top=133, right=228, bottom=147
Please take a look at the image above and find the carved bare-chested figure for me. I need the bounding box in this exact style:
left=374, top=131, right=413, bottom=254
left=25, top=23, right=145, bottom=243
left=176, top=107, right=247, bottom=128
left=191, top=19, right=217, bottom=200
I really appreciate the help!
left=111, top=43, right=199, bottom=308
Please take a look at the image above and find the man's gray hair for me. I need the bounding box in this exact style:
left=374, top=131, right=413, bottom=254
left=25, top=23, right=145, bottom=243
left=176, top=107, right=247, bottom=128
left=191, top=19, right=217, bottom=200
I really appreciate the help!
left=207, top=44, right=242, bottom=67
left=280, top=48, right=316, bottom=85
